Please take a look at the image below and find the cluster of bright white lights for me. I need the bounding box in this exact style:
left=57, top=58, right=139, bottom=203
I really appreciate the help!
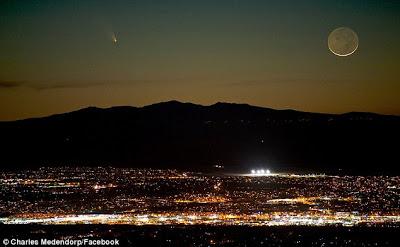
left=251, top=169, right=271, bottom=175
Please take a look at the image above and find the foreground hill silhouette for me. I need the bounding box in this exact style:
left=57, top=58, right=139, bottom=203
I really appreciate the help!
left=1, top=101, right=399, bottom=174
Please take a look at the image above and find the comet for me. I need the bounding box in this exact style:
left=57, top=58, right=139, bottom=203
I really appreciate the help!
left=111, top=33, right=118, bottom=45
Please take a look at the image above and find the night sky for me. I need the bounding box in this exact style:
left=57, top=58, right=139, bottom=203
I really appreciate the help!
left=0, top=0, right=399, bottom=120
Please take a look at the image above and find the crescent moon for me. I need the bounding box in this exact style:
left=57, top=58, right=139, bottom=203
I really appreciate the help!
left=328, top=27, right=359, bottom=57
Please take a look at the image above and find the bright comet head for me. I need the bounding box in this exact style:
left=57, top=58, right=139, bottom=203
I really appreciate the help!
left=111, top=33, right=118, bottom=44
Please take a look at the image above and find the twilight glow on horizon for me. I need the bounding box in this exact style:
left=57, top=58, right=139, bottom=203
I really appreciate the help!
left=0, top=0, right=399, bottom=120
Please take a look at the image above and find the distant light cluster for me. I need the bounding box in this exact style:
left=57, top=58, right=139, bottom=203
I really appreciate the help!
left=251, top=169, right=271, bottom=175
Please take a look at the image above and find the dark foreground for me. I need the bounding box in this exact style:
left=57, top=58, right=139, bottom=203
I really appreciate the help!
left=0, top=225, right=399, bottom=247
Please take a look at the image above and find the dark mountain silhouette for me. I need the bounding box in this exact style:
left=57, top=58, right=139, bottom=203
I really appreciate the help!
left=1, top=101, right=399, bottom=174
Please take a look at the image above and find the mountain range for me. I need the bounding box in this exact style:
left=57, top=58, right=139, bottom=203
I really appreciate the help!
left=1, top=101, right=399, bottom=174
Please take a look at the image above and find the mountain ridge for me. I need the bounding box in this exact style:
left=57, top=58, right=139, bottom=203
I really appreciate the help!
left=2, top=100, right=398, bottom=124
left=0, top=101, right=399, bottom=174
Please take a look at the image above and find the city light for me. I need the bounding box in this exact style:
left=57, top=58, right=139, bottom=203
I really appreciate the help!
left=251, top=169, right=272, bottom=176
left=0, top=167, right=399, bottom=229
